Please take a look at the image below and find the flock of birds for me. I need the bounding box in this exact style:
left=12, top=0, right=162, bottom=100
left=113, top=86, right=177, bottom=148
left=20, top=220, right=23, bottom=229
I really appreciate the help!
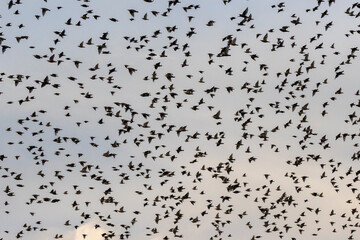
left=1, top=0, right=360, bottom=239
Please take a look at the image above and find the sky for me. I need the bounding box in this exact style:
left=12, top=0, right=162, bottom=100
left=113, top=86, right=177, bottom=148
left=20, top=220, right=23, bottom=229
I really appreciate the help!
left=1, top=0, right=360, bottom=240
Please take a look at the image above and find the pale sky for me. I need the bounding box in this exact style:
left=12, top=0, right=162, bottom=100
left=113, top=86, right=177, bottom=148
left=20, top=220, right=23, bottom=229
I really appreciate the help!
left=1, top=0, right=360, bottom=240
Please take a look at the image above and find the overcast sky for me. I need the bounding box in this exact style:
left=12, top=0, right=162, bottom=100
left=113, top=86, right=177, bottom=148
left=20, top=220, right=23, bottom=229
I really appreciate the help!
left=1, top=0, right=360, bottom=240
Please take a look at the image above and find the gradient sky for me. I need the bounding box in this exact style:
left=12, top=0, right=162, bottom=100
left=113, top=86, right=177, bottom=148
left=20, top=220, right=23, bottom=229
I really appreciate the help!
left=1, top=0, right=360, bottom=240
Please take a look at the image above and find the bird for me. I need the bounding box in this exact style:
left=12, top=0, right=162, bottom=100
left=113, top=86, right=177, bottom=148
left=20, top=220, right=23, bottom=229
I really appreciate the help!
left=0, top=1, right=359, bottom=240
